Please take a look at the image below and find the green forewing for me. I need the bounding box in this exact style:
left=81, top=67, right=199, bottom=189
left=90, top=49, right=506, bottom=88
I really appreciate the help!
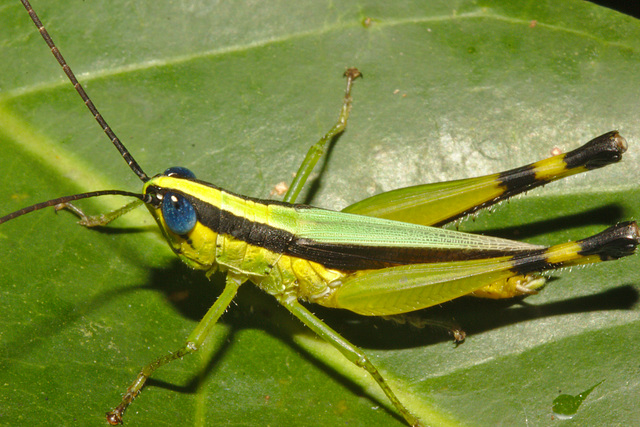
left=289, top=207, right=542, bottom=250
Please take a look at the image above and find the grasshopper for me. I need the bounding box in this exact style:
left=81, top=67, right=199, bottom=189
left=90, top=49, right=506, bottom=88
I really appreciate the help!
left=3, top=1, right=638, bottom=425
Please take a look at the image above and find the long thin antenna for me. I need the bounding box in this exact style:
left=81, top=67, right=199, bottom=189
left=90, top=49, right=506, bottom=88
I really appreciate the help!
left=0, top=190, right=144, bottom=225
left=21, top=0, right=150, bottom=182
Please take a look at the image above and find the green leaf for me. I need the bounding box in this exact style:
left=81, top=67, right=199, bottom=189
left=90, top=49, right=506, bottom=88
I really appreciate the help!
left=1, top=0, right=639, bottom=425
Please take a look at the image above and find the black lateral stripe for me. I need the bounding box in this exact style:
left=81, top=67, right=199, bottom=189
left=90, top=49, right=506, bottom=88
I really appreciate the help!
left=285, top=239, right=530, bottom=270
left=189, top=194, right=293, bottom=254
left=168, top=188, right=535, bottom=271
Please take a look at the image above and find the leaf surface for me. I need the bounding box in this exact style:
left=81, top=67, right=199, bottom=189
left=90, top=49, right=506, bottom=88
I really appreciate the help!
left=1, top=0, right=639, bottom=425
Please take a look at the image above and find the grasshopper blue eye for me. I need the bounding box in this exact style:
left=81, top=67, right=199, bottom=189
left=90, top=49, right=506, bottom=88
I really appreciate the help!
left=164, top=166, right=196, bottom=179
left=162, top=192, right=197, bottom=235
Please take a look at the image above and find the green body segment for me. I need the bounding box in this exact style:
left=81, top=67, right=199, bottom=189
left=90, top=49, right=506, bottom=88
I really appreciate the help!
left=144, top=176, right=539, bottom=301
left=143, top=171, right=637, bottom=317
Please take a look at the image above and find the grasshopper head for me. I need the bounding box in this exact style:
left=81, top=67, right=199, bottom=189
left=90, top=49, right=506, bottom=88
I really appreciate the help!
left=143, top=167, right=220, bottom=272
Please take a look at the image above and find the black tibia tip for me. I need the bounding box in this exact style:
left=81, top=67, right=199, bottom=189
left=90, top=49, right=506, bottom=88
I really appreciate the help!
left=564, top=131, right=627, bottom=170
left=578, top=221, right=640, bottom=260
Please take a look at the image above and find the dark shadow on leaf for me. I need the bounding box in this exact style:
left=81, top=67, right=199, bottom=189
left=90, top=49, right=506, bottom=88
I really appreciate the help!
left=299, top=132, right=340, bottom=205
left=145, top=327, right=237, bottom=395
left=314, top=284, right=639, bottom=351
left=461, top=205, right=626, bottom=241
left=79, top=225, right=159, bottom=235
left=443, top=284, right=638, bottom=335
left=143, top=263, right=227, bottom=322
